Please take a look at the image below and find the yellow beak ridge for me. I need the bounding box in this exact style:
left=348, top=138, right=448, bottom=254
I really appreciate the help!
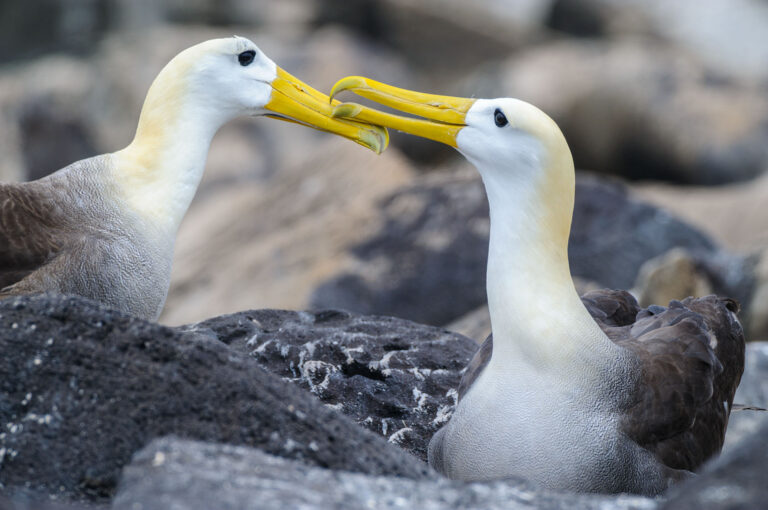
left=329, top=76, right=475, bottom=148
left=265, top=68, right=389, bottom=154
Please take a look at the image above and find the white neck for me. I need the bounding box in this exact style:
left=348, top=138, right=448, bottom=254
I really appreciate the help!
left=478, top=162, right=619, bottom=380
left=112, top=79, right=230, bottom=238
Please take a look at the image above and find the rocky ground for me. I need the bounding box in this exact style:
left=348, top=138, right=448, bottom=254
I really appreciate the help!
left=2, top=0, right=768, bottom=508
left=1, top=293, right=767, bottom=509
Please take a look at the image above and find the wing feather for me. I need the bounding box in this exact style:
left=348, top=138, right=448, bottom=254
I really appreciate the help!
left=584, top=289, right=744, bottom=471
left=0, top=181, right=72, bottom=290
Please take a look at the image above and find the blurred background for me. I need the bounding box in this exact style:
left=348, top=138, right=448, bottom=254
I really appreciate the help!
left=1, top=0, right=767, bottom=341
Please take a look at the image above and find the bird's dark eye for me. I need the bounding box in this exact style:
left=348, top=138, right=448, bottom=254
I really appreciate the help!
left=494, top=108, right=508, bottom=128
left=238, top=50, right=256, bottom=66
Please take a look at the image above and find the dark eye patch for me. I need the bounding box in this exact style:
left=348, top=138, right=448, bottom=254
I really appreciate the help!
left=494, top=108, right=508, bottom=128
left=238, top=50, right=256, bottom=66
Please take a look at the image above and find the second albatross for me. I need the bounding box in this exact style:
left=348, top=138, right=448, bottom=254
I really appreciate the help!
left=329, top=76, right=745, bottom=496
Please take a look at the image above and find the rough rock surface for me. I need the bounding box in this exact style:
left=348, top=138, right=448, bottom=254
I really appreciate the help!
left=580, top=0, right=768, bottom=81
left=317, top=0, right=545, bottom=77
left=0, top=496, right=103, bottom=510
left=187, top=308, right=477, bottom=461
left=0, top=294, right=431, bottom=502
left=311, top=168, right=741, bottom=326
left=113, top=437, right=658, bottom=510
left=632, top=174, right=768, bottom=255
left=311, top=166, right=489, bottom=326
left=161, top=138, right=415, bottom=326
left=632, top=248, right=755, bottom=331
left=747, top=252, right=768, bottom=342
left=662, top=415, right=768, bottom=510
left=723, top=342, right=768, bottom=450
left=494, top=39, right=768, bottom=184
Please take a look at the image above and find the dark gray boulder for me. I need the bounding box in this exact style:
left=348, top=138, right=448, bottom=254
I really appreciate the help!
left=311, top=170, right=744, bottom=326
left=662, top=414, right=768, bottom=510
left=311, top=168, right=490, bottom=327
left=732, top=341, right=768, bottom=407
left=0, top=495, right=103, bottom=510
left=18, top=98, right=98, bottom=181
left=0, top=294, right=430, bottom=502
left=491, top=38, right=768, bottom=185
left=187, top=308, right=477, bottom=461
left=569, top=175, right=729, bottom=291
left=723, top=341, right=768, bottom=450
left=113, top=437, right=659, bottom=510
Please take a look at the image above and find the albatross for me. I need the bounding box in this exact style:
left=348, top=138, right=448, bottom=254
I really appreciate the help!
left=0, top=37, right=387, bottom=320
left=329, top=76, right=745, bottom=495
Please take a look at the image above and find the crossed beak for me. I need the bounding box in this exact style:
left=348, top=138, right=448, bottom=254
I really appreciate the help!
left=264, top=68, right=389, bottom=154
left=328, top=76, right=476, bottom=148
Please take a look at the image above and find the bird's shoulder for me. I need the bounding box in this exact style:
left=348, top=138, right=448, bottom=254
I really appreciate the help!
left=0, top=157, right=111, bottom=291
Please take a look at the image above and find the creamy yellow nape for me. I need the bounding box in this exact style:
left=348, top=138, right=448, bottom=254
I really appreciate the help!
left=462, top=100, right=615, bottom=376
left=111, top=38, right=387, bottom=237
left=112, top=38, right=252, bottom=236
left=328, top=81, right=613, bottom=371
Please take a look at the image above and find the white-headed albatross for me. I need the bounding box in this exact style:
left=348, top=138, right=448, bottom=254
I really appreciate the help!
left=0, top=37, right=388, bottom=320
left=328, top=76, right=746, bottom=495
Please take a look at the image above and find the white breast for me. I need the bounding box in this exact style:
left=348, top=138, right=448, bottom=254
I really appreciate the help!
left=433, top=360, right=666, bottom=493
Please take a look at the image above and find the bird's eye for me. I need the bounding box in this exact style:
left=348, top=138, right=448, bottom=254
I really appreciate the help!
left=238, top=50, right=256, bottom=66
left=494, top=108, right=508, bottom=128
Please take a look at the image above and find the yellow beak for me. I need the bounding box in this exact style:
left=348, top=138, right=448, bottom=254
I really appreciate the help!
left=328, top=76, right=475, bottom=148
left=265, top=68, right=389, bottom=154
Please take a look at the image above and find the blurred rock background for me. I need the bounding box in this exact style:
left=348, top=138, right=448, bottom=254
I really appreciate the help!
left=1, top=0, right=767, bottom=342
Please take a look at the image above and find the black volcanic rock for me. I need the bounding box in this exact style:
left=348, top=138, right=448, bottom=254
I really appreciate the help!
left=0, top=495, right=103, bottom=510
left=311, top=170, right=741, bottom=326
left=0, top=294, right=430, bottom=502
left=113, top=437, right=658, bottom=510
left=187, top=308, right=477, bottom=461
left=311, top=169, right=490, bottom=327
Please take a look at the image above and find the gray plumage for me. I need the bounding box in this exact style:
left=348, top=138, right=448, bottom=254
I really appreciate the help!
left=0, top=156, right=173, bottom=319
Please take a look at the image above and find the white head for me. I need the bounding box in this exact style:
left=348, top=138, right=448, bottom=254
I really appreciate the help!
left=171, top=36, right=281, bottom=118
left=329, top=79, right=576, bottom=254
left=458, top=98, right=575, bottom=254
left=328, top=77, right=616, bottom=370
left=115, top=39, right=386, bottom=236
left=132, top=37, right=387, bottom=155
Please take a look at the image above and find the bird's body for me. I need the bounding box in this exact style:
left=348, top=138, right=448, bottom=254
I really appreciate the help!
left=432, top=291, right=742, bottom=494
left=329, top=79, right=745, bottom=495
left=0, top=37, right=386, bottom=320
left=0, top=156, right=175, bottom=319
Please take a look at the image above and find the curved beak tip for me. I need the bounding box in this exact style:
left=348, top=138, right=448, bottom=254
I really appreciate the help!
left=329, top=76, right=368, bottom=103
left=332, top=103, right=363, bottom=119
left=266, top=68, right=388, bottom=154
left=366, top=126, right=389, bottom=155
left=325, top=76, right=473, bottom=149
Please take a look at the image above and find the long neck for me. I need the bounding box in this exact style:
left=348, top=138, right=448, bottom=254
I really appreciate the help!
left=480, top=161, right=619, bottom=378
left=112, top=66, right=228, bottom=238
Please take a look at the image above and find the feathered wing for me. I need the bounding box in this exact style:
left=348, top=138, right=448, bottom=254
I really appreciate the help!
left=0, top=181, right=72, bottom=293
left=457, top=333, right=493, bottom=401
left=584, top=289, right=745, bottom=472
left=455, top=290, right=745, bottom=473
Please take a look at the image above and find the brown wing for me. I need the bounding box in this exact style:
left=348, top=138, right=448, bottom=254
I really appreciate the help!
left=457, top=333, right=493, bottom=401
left=0, top=181, right=72, bottom=292
left=584, top=289, right=745, bottom=472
